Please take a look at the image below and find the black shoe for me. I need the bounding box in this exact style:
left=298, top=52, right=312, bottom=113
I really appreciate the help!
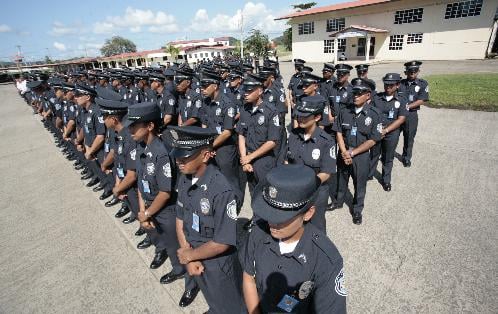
left=150, top=251, right=168, bottom=269
left=179, top=287, right=200, bottom=308
left=160, top=270, right=185, bottom=284
left=68, top=154, right=77, bottom=161
left=135, top=227, right=146, bottom=236
left=93, top=184, right=105, bottom=192
left=75, top=164, right=85, bottom=170
left=352, top=213, right=362, bottom=225
left=105, top=197, right=120, bottom=207
left=367, top=176, right=373, bottom=181
left=382, top=183, right=392, bottom=192
left=137, top=237, right=152, bottom=250
left=114, top=205, right=130, bottom=217
left=81, top=169, right=89, bottom=175
left=81, top=173, right=92, bottom=180
left=86, top=178, right=100, bottom=187
left=74, top=161, right=82, bottom=167
left=403, top=160, right=411, bottom=168
left=123, top=216, right=136, bottom=224
left=99, top=190, right=113, bottom=200
left=327, top=202, right=343, bottom=211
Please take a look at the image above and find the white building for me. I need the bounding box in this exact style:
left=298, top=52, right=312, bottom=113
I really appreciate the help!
left=276, top=0, right=498, bottom=63
left=184, top=45, right=235, bottom=63
left=169, top=37, right=231, bottom=49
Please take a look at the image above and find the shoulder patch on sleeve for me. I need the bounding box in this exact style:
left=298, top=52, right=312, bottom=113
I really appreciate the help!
left=226, top=200, right=238, bottom=220
left=335, top=268, right=347, bottom=297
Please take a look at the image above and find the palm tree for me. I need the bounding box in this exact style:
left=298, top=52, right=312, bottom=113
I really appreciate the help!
left=164, top=44, right=180, bottom=61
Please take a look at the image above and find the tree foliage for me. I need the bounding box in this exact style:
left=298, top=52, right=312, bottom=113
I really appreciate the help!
left=292, top=2, right=317, bottom=11
left=283, top=28, right=292, bottom=51
left=164, top=44, right=180, bottom=60
left=244, top=29, right=270, bottom=58
left=100, top=36, right=137, bottom=57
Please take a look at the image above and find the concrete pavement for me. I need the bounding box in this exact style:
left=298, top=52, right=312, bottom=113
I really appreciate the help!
left=0, top=58, right=497, bottom=313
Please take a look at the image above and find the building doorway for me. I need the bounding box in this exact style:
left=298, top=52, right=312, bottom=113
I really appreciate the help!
left=357, top=37, right=376, bottom=57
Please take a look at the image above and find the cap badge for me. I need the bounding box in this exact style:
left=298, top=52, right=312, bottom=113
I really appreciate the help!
left=268, top=186, right=278, bottom=199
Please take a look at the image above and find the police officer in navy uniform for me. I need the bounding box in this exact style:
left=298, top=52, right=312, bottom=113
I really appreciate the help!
left=332, top=78, right=382, bottom=224
left=175, top=68, right=202, bottom=127
left=287, top=59, right=305, bottom=106
left=287, top=96, right=337, bottom=232
left=240, top=165, right=347, bottom=314
left=125, top=103, right=188, bottom=289
left=165, top=126, right=245, bottom=313
left=355, top=64, right=376, bottom=92
left=149, top=72, right=177, bottom=127
left=320, top=63, right=336, bottom=116
left=330, top=64, right=353, bottom=118
left=199, top=71, right=242, bottom=202
left=74, top=84, right=106, bottom=188
left=95, top=96, right=137, bottom=223
left=398, top=60, right=429, bottom=167
left=236, top=73, right=283, bottom=196
left=369, top=73, right=408, bottom=191
left=224, top=69, right=244, bottom=117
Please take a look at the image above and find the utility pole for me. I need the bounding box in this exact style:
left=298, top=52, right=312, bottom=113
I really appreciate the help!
left=15, top=45, right=23, bottom=75
left=240, top=11, right=244, bottom=58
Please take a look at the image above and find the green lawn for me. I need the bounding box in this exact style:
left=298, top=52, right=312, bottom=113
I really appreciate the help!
left=425, top=73, right=498, bottom=111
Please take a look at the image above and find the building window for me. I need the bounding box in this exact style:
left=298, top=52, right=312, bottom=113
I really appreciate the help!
left=337, top=39, right=346, bottom=53
left=162, top=56, right=168, bottom=61
left=444, top=0, right=482, bottom=19
left=407, top=33, right=423, bottom=44
left=211, top=52, right=215, bottom=57
left=188, top=54, right=192, bottom=58
left=324, top=40, right=334, bottom=53
left=298, top=22, right=314, bottom=35
left=326, top=18, right=345, bottom=32
left=194, top=54, right=197, bottom=58
left=389, top=35, right=404, bottom=50
left=394, top=8, right=424, bottom=24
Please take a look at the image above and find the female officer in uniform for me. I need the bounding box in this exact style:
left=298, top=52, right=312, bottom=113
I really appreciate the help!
left=286, top=95, right=336, bottom=232
left=165, top=125, right=245, bottom=313
left=125, top=103, right=187, bottom=288
left=240, top=165, right=346, bottom=314
left=369, top=73, right=407, bottom=191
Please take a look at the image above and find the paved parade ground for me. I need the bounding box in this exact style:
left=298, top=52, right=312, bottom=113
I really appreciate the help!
left=1, top=61, right=497, bottom=313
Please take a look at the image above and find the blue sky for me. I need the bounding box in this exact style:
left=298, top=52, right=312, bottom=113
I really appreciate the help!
left=0, top=0, right=341, bottom=62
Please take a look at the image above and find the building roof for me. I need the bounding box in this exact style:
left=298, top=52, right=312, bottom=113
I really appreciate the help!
left=183, top=45, right=235, bottom=53
left=168, top=36, right=230, bottom=45
left=329, top=24, right=389, bottom=37
left=275, top=0, right=396, bottom=20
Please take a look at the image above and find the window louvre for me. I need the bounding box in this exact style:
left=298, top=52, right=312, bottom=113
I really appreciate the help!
left=394, top=8, right=424, bottom=24
left=445, top=0, right=482, bottom=19
left=389, top=35, right=404, bottom=50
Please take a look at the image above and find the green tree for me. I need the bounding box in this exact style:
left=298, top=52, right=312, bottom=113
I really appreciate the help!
left=164, top=44, right=180, bottom=61
left=44, top=56, right=53, bottom=64
left=283, top=27, right=292, bottom=51
left=292, top=2, right=317, bottom=11
left=244, top=29, right=270, bottom=58
left=100, top=36, right=137, bottom=57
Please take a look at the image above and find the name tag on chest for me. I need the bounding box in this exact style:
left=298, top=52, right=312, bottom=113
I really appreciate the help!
left=351, top=126, right=357, bottom=136
left=192, top=212, right=200, bottom=232
left=142, top=180, right=150, bottom=193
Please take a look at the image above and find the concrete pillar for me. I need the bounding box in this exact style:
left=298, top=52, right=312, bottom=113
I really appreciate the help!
left=366, top=34, right=371, bottom=62
left=334, top=37, right=338, bottom=64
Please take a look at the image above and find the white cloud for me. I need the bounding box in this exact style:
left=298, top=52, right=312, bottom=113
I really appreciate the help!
left=189, top=2, right=287, bottom=35
left=53, top=42, right=67, bottom=51
left=0, top=24, right=12, bottom=32
left=93, top=7, right=179, bottom=34
left=50, top=21, right=84, bottom=36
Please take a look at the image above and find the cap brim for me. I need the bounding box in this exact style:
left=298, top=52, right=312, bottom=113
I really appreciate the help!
left=252, top=184, right=317, bottom=225
left=171, top=147, right=201, bottom=159
left=123, top=116, right=139, bottom=128
left=294, top=110, right=314, bottom=118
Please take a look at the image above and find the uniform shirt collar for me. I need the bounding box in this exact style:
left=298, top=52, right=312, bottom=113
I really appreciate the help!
left=263, top=223, right=313, bottom=265
left=297, top=126, right=321, bottom=143
left=189, top=163, right=216, bottom=190
left=381, top=92, right=400, bottom=101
